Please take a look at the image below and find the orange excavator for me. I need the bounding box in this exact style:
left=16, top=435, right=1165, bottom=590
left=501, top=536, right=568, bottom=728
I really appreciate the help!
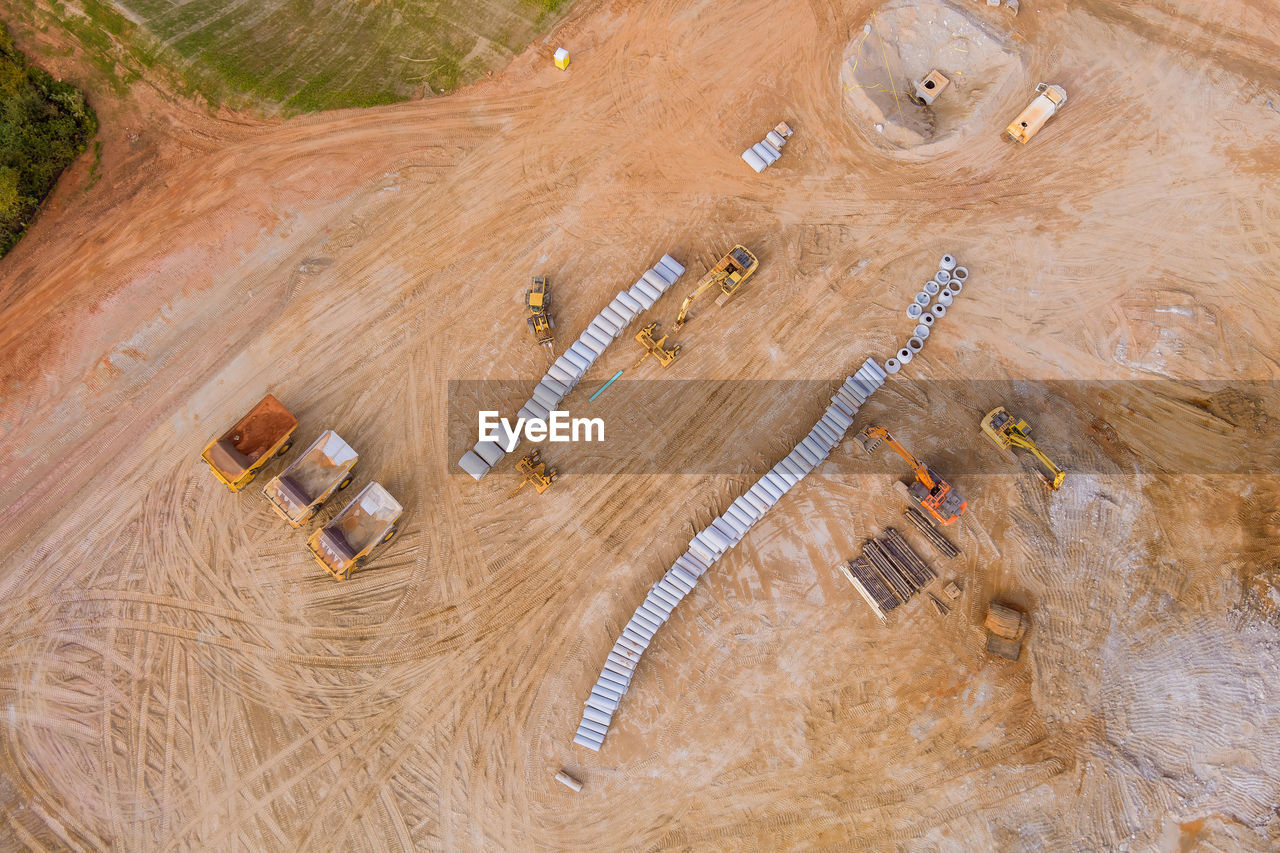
left=856, top=425, right=967, bottom=525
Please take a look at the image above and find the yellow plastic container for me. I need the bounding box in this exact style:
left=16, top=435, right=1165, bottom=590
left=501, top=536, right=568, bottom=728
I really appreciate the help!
left=554, top=48, right=570, bottom=70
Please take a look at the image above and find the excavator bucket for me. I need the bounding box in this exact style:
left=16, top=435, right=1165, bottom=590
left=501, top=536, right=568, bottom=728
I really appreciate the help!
left=855, top=430, right=883, bottom=455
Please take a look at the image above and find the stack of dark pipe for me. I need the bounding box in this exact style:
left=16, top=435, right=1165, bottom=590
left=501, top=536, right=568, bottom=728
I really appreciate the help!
left=860, top=529, right=937, bottom=605
left=902, top=506, right=960, bottom=558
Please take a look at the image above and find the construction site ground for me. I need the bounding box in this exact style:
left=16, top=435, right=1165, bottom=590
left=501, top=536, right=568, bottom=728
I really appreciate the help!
left=2, top=0, right=1279, bottom=849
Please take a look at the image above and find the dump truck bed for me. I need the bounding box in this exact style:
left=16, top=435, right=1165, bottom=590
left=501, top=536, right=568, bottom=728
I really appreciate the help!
left=263, top=430, right=357, bottom=524
left=202, top=394, right=298, bottom=487
left=308, top=482, right=403, bottom=577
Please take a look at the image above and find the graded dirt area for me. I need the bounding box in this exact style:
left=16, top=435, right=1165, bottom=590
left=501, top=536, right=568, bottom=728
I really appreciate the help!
left=2, top=0, right=1280, bottom=849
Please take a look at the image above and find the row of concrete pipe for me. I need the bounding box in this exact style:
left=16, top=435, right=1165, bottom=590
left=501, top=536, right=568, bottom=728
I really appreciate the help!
left=573, top=357, right=888, bottom=751
left=886, top=254, right=969, bottom=373
left=456, top=254, right=687, bottom=480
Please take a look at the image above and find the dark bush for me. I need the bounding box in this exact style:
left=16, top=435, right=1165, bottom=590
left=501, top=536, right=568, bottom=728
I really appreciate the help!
left=0, top=23, right=98, bottom=257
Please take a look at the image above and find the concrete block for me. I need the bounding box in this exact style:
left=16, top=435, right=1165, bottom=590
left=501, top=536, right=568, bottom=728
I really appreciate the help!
left=629, top=285, right=657, bottom=310
left=616, top=290, right=643, bottom=313
left=568, top=342, right=596, bottom=365
left=642, top=269, right=670, bottom=292
left=474, top=440, right=505, bottom=467
left=742, top=148, right=768, bottom=172
left=600, top=305, right=627, bottom=328
left=573, top=732, right=603, bottom=751
left=863, top=356, right=888, bottom=382
left=583, top=705, right=612, bottom=726
left=659, top=254, right=686, bottom=277
left=457, top=450, right=490, bottom=481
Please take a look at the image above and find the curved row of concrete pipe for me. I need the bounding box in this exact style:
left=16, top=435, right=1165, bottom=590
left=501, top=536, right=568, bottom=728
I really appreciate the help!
left=573, top=357, right=888, bottom=751
left=456, top=254, right=687, bottom=480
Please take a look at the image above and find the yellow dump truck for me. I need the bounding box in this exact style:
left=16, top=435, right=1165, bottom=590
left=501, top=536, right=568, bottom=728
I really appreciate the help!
left=1002, top=83, right=1067, bottom=144
left=307, top=482, right=403, bottom=580
left=262, top=430, right=358, bottom=527
left=201, top=394, right=298, bottom=492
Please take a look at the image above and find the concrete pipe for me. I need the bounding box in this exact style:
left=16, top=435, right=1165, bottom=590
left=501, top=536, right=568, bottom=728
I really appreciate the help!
left=907, top=336, right=924, bottom=353
left=937, top=290, right=954, bottom=306
left=920, top=312, right=935, bottom=326
left=884, top=357, right=901, bottom=374
left=914, top=291, right=931, bottom=307
left=897, top=347, right=913, bottom=364
left=924, top=281, right=940, bottom=296
left=935, top=269, right=952, bottom=284
left=940, top=254, right=957, bottom=271
left=952, top=266, right=968, bottom=282
left=906, top=303, right=924, bottom=319
left=946, top=279, right=963, bottom=295
left=932, top=303, right=947, bottom=319
left=914, top=324, right=930, bottom=339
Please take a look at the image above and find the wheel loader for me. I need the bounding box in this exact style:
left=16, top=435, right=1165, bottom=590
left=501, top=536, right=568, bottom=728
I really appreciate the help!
left=525, top=275, right=556, bottom=355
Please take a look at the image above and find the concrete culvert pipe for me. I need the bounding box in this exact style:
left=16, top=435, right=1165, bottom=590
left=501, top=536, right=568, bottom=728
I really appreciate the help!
left=935, top=269, right=951, bottom=284
left=946, top=279, right=963, bottom=295
left=908, top=336, right=924, bottom=353
left=924, top=281, right=940, bottom=296
left=921, top=312, right=935, bottom=326
left=898, top=347, right=913, bottom=364
left=940, top=254, right=957, bottom=271
left=885, top=357, right=901, bottom=374
left=952, top=266, right=968, bottom=281
left=907, top=303, right=924, bottom=319
left=914, top=291, right=931, bottom=307
left=932, top=303, right=947, bottom=319
left=938, top=290, right=954, bottom=306
left=914, top=323, right=930, bottom=339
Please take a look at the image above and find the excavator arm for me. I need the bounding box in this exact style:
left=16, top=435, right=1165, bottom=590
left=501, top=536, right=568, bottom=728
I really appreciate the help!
left=1007, top=433, right=1065, bottom=489
left=858, top=426, right=938, bottom=490
left=674, top=269, right=730, bottom=329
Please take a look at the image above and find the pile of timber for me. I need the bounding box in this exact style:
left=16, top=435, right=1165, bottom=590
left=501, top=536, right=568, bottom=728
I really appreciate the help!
left=841, top=527, right=938, bottom=619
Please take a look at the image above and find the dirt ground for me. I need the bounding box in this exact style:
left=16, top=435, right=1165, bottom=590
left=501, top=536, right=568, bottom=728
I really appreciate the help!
left=2, top=0, right=1280, bottom=849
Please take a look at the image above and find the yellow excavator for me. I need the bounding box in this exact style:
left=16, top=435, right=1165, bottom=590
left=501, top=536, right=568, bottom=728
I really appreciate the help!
left=673, top=245, right=759, bottom=330
left=634, top=322, right=681, bottom=368
left=857, top=425, right=967, bottom=526
left=980, top=407, right=1065, bottom=490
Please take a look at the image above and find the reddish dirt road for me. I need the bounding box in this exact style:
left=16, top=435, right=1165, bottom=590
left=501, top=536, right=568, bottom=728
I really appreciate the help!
left=1, top=0, right=1279, bottom=849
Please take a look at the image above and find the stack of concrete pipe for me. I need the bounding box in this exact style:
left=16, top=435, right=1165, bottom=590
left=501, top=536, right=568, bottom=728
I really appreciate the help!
left=885, top=254, right=969, bottom=374
left=741, top=127, right=790, bottom=174
left=457, top=254, right=686, bottom=481
left=573, top=357, right=887, bottom=751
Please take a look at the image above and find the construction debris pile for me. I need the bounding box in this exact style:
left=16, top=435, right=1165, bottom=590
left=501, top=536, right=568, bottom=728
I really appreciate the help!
left=457, top=254, right=686, bottom=481
left=839, top=528, right=937, bottom=620
left=573, top=358, right=887, bottom=751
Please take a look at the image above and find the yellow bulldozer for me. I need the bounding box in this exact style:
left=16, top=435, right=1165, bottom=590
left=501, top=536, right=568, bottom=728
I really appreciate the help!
left=673, top=245, right=759, bottom=330
left=525, top=276, right=556, bottom=356
left=980, top=407, right=1065, bottom=490
left=509, top=449, right=558, bottom=497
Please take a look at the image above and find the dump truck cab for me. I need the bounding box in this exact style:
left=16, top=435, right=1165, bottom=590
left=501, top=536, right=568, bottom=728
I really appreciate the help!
left=201, top=394, right=298, bottom=491
left=307, top=482, right=403, bottom=580
left=262, top=430, right=358, bottom=527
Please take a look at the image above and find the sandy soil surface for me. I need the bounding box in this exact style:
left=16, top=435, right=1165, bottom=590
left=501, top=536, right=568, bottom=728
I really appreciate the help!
left=2, top=0, right=1280, bottom=849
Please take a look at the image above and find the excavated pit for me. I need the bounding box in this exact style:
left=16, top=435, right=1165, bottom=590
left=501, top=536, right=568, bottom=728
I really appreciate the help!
left=841, top=0, right=1022, bottom=153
